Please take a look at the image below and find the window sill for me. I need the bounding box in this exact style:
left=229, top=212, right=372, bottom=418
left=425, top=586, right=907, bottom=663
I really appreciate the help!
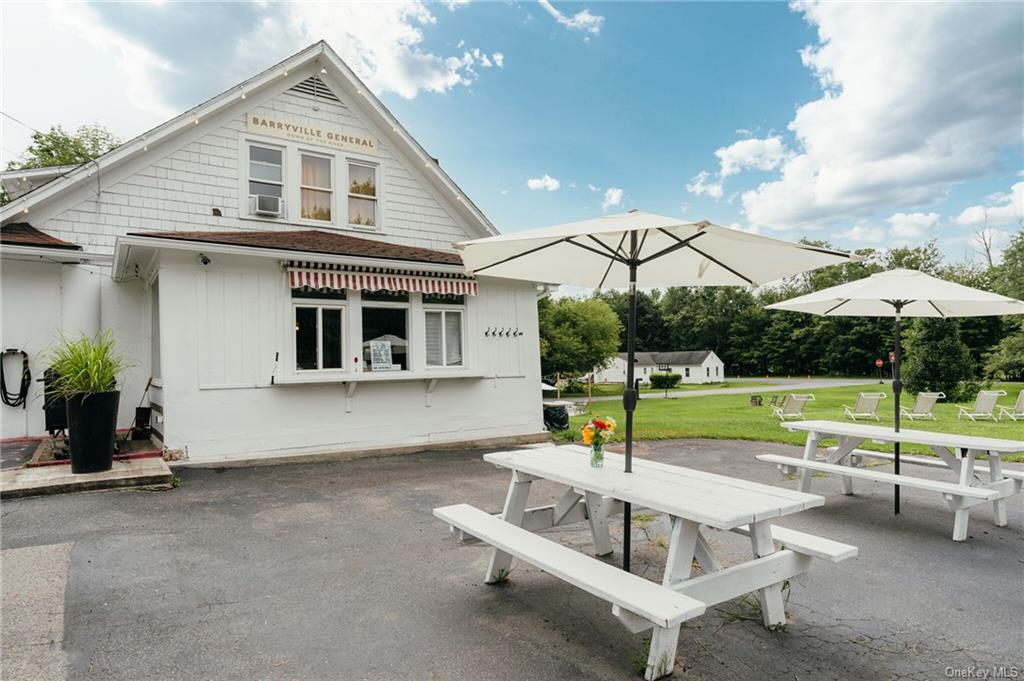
left=273, top=370, right=484, bottom=385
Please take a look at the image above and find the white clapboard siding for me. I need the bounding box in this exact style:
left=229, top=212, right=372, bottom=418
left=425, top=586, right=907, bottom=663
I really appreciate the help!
left=838, top=448, right=1024, bottom=481
left=434, top=504, right=705, bottom=628
left=486, top=447, right=823, bottom=529
left=756, top=455, right=999, bottom=499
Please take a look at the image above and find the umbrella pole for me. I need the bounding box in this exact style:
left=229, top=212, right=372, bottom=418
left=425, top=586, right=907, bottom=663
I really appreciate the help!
left=893, top=307, right=903, bottom=515
left=622, top=236, right=639, bottom=572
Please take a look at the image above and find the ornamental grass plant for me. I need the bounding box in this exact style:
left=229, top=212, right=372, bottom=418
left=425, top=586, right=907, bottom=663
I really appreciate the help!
left=48, top=331, right=130, bottom=398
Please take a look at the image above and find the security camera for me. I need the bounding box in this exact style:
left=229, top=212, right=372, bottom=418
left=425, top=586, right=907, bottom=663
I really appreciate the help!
left=199, top=254, right=211, bottom=267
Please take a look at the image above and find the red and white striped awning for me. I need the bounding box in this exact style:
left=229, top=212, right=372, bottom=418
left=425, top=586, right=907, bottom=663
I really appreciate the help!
left=288, top=266, right=477, bottom=296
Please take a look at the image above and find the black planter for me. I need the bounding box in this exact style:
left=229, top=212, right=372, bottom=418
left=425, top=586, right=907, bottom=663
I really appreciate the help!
left=66, top=391, right=120, bottom=474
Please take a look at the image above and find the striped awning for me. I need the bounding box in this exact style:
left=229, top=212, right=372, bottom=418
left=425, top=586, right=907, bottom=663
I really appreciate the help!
left=287, top=264, right=478, bottom=296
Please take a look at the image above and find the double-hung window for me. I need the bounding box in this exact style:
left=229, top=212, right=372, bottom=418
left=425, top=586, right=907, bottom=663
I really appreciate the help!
left=249, top=145, right=283, bottom=201
left=301, top=154, right=332, bottom=221
left=424, top=294, right=464, bottom=368
left=348, top=162, right=377, bottom=228
left=293, top=288, right=345, bottom=371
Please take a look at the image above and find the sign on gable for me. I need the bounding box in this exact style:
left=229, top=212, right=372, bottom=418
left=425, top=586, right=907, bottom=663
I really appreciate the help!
left=247, top=113, right=379, bottom=155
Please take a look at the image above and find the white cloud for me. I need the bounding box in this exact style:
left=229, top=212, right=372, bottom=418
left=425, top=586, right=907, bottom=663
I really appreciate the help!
left=587, top=183, right=600, bottom=192
left=953, top=182, right=1024, bottom=228
left=715, top=136, right=790, bottom=177
left=500, top=189, right=509, bottom=195
left=733, top=2, right=1024, bottom=230
left=685, top=170, right=723, bottom=199
left=537, top=0, right=604, bottom=35
left=568, top=181, right=577, bottom=189
left=836, top=224, right=886, bottom=243
left=886, top=211, right=939, bottom=238
left=442, top=0, right=470, bottom=10
left=601, top=187, right=623, bottom=212
left=492, top=52, right=504, bottom=68
left=527, top=174, right=561, bottom=191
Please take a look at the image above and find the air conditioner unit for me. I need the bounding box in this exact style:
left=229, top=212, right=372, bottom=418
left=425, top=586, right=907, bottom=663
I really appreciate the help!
left=252, top=195, right=283, bottom=217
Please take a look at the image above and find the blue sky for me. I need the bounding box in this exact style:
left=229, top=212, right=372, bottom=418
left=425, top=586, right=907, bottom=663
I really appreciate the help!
left=2, top=1, right=1021, bottom=263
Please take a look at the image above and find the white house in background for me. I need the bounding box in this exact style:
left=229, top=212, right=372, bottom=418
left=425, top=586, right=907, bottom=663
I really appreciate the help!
left=593, top=351, right=725, bottom=385
left=0, top=41, right=546, bottom=463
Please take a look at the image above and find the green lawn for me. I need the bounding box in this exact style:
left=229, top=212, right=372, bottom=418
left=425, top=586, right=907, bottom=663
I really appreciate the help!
left=557, top=380, right=775, bottom=397
left=558, top=383, right=1024, bottom=461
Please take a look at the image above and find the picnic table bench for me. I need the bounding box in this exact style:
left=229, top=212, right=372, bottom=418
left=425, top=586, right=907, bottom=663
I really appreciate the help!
left=435, top=445, right=857, bottom=680
left=757, top=420, right=1024, bottom=541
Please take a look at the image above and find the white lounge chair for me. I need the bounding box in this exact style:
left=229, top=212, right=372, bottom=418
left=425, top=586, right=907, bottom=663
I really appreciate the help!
left=997, top=390, right=1024, bottom=422
left=958, top=390, right=1006, bottom=421
left=900, top=392, right=944, bottom=421
left=843, top=392, right=886, bottom=421
left=772, top=394, right=814, bottom=421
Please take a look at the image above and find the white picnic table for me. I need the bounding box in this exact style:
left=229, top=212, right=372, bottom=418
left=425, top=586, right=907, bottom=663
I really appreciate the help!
left=435, top=444, right=856, bottom=680
left=757, top=420, right=1024, bottom=541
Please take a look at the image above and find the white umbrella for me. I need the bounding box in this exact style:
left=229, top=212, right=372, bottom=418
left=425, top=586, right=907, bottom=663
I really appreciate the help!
left=766, top=268, right=1024, bottom=513
left=458, top=210, right=860, bottom=571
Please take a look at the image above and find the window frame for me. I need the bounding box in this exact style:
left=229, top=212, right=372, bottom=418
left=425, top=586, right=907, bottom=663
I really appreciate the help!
left=361, top=298, right=411, bottom=373
left=346, top=159, right=379, bottom=231
left=292, top=298, right=347, bottom=373
left=423, top=306, right=465, bottom=369
left=298, top=150, right=334, bottom=224
left=247, top=143, right=285, bottom=212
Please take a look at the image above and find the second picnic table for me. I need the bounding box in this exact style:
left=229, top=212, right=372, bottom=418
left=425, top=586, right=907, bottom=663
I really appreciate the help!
left=758, top=420, right=1024, bottom=541
left=436, top=444, right=857, bottom=680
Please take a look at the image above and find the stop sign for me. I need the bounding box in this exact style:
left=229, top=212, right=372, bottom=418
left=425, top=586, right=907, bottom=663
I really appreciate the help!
left=875, top=358, right=884, bottom=368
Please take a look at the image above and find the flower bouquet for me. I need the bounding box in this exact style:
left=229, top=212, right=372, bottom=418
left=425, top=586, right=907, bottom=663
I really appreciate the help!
left=581, top=416, right=616, bottom=468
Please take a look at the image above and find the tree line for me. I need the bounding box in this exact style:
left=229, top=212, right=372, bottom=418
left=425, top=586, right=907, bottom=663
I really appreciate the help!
left=541, top=235, right=1024, bottom=399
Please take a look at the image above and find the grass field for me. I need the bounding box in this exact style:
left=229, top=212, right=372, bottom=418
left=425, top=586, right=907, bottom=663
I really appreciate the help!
left=557, top=383, right=1024, bottom=461
left=556, top=380, right=775, bottom=397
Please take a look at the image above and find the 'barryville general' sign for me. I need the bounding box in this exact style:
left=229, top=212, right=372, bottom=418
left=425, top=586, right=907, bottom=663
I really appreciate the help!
left=247, top=113, right=379, bottom=155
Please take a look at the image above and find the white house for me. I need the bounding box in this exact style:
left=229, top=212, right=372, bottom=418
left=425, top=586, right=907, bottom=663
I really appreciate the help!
left=0, top=41, right=545, bottom=463
left=593, top=351, right=725, bottom=385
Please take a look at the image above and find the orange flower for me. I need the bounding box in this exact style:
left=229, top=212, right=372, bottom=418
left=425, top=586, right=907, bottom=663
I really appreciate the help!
left=581, top=425, right=595, bottom=444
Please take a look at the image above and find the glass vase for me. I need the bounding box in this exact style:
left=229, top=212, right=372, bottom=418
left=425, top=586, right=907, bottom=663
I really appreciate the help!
left=590, top=442, right=604, bottom=468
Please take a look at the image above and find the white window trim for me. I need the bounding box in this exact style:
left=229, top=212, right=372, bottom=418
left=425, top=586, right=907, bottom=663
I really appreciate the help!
left=424, top=306, right=465, bottom=369
left=292, top=299, right=348, bottom=373
left=346, top=158, right=381, bottom=232
left=361, top=298, right=411, bottom=373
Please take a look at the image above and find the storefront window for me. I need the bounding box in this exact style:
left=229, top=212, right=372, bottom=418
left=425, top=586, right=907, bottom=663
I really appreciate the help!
left=301, top=154, right=332, bottom=221
left=348, top=163, right=377, bottom=228
left=294, top=305, right=344, bottom=371
left=425, top=309, right=463, bottom=367
left=362, top=305, right=408, bottom=371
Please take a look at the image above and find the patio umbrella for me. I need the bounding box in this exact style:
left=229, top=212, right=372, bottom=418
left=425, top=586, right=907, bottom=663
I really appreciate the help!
left=456, top=210, right=859, bottom=571
left=766, top=268, right=1024, bottom=514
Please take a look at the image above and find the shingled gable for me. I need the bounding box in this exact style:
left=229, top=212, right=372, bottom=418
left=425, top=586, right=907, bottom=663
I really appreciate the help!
left=0, top=41, right=498, bottom=240
left=1, top=223, right=82, bottom=250
left=129, top=230, right=462, bottom=265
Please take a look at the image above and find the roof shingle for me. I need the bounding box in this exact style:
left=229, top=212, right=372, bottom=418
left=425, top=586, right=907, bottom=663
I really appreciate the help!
left=0, top=223, right=81, bottom=250
left=127, top=229, right=462, bottom=265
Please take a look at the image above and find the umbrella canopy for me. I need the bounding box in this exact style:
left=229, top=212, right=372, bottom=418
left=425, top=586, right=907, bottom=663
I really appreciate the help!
left=764, top=268, right=1024, bottom=318
left=458, top=210, right=860, bottom=571
left=766, top=268, right=1024, bottom=514
left=457, top=211, right=857, bottom=289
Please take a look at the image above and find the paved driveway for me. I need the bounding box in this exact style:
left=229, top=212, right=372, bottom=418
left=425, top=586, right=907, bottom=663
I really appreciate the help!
left=572, top=377, right=879, bottom=402
left=2, top=440, right=1022, bottom=680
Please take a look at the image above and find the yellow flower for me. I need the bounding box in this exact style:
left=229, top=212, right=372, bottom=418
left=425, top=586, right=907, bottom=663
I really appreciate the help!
left=582, top=425, right=594, bottom=444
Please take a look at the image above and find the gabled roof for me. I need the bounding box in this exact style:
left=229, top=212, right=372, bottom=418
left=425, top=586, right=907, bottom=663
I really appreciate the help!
left=1, top=223, right=81, bottom=250
left=0, top=41, right=498, bottom=239
left=129, top=229, right=461, bottom=265
left=618, top=351, right=715, bottom=366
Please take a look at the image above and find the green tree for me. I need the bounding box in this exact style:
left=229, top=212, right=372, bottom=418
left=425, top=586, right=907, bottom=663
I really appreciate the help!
left=538, top=297, right=622, bottom=379
left=593, top=289, right=666, bottom=352
left=903, top=318, right=976, bottom=400
left=2, top=124, right=121, bottom=205
left=983, top=230, right=1024, bottom=379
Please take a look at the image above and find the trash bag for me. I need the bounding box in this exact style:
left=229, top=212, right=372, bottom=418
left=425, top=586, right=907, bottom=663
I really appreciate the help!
left=543, top=404, right=570, bottom=431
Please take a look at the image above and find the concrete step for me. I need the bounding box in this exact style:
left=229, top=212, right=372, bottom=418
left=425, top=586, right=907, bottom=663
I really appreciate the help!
left=0, top=456, right=173, bottom=499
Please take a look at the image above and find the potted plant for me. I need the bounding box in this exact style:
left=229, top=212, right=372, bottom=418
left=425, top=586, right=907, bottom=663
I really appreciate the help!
left=48, top=331, right=130, bottom=474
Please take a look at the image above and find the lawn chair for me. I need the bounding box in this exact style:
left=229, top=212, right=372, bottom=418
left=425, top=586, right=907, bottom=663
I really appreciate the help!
left=772, top=394, right=814, bottom=420
left=900, top=392, right=944, bottom=421
left=767, top=395, right=781, bottom=408
left=997, top=390, right=1024, bottom=422
left=957, top=390, right=1006, bottom=421
left=843, top=392, right=886, bottom=421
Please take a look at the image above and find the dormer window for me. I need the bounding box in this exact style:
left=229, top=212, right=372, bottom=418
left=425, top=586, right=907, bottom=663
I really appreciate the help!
left=348, top=162, right=377, bottom=228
